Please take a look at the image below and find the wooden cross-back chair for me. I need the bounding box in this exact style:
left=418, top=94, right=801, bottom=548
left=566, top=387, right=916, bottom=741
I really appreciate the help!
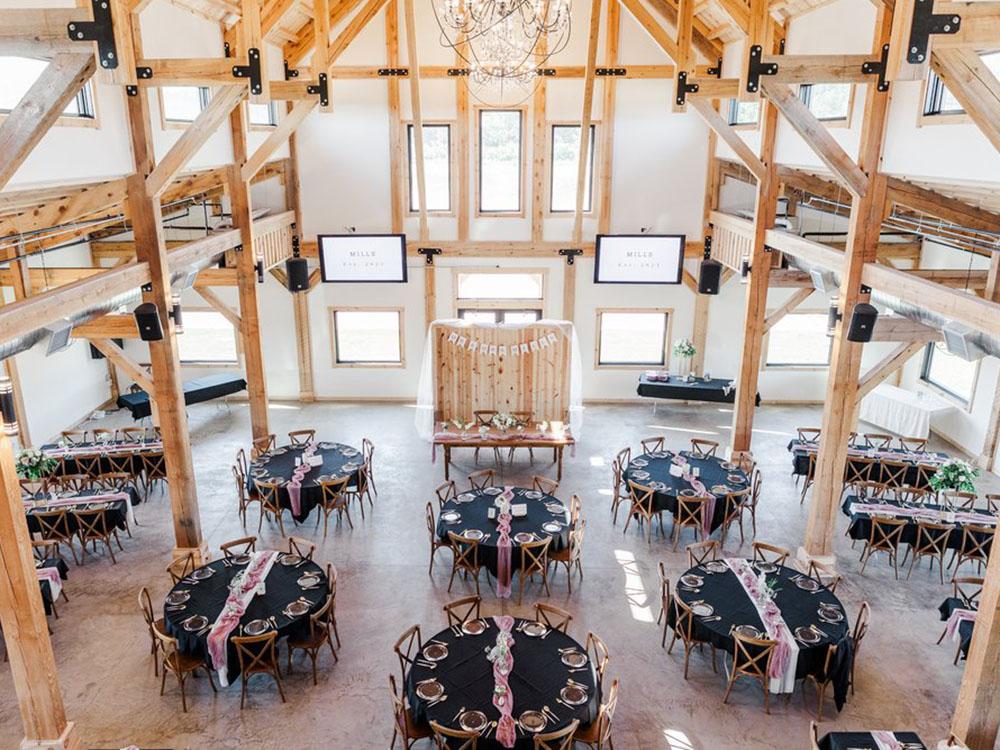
left=287, top=594, right=337, bottom=684
left=141, top=451, right=168, bottom=496
left=672, top=495, right=706, bottom=551
left=952, top=524, right=994, bottom=574
left=723, top=631, right=777, bottom=714
left=60, top=430, right=87, bottom=445
left=434, top=480, right=457, bottom=509
left=343, top=464, right=373, bottom=520
left=686, top=539, right=719, bottom=567
left=426, top=502, right=449, bottom=575
left=852, top=480, right=888, bottom=502
left=430, top=721, right=479, bottom=749
left=517, top=536, right=552, bottom=605
left=640, top=436, right=664, bottom=454
left=720, top=487, right=752, bottom=546
left=467, top=468, right=494, bottom=491
left=668, top=592, right=716, bottom=679
left=138, top=586, right=164, bottom=676
left=904, top=520, right=952, bottom=583
left=800, top=452, right=818, bottom=504
left=220, top=535, right=257, bottom=558
left=90, top=428, right=114, bottom=443
left=55, top=473, right=91, bottom=494
left=941, top=491, right=977, bottom=510
left=251, top=434, right=276, bottom=459
left=532, top=720, right=579, bottom=750
left=849, top=601, right=871, bottom=695
left=104, top=452, right=135, bottom=477
left=118, top=427, right=146, bottom=443
left=913, top=462, right=938, bottom=493
left=532, top=475, right=559, bottom=496
left=74, top=454, right=104, bottom=482
left=34, top=510, right=79, bottom=565
left=325, top=563, right=341, bottom=648
left=842, top=457, right=875, bottom=499
left=863, top=433, right=893, bottom=450
left=796, top=427, right=821, bottom=444
left=73, top=508, right=121, bottom=565
left=255, top=479, right=287, bottom=536
left=287, top=535, right=316, bottom=560
left=233, top=631, right=286, bottom=709
left=393, top=624, right=423, bottom=686
left=569, top=494, right=582, bottom=527
left=471, top=410, right=501, bottom=466
left=859, top=516, right=907, bottom=578
left=896, top=484, right=931, bottom=505
left=549, top=518, right=584, bottom=593
left=586, top=631, right=610, bottom=683
left=689, top=438, right=719, bottom=458
left=936, top=577, right=984, bottom=646
left=506, top=411, right=535, bottom=464
left=657, top=561, right=671, bottom=648
left=317, top=476, right=353, bottom=536
left=167, top=552, right=195, bottom=584
left=235, top=447, right=250, bottom=480
left=752, top=541, right=790, bottom=566
left=805, top=642, right=839, bottom=722
left=232, top=465, right=255, bottom=529
left=806, top=559, right=842, bottom=594
left=898, top=436, right=927, bottom=452
left=447, top=532, right=483, bottom=595
left=97, top=471, right=131, bottom=493
left=985, top=494, right=1000, bottom=514
left=880, top=459, right=910, bottom=490
left=573, top=678, right=619, bottom=749
left=153, top=622, right=216, bottom=713
left=361, top=437, right=378, bottom=498
left=535, top=602, right=572, bottom=634
left=610, top=449, right=630, bottom=525
left=745, top=468, right=763, bottom=538
left=389, top=673, right=432, bottom=748
left=622, top=481, right=663, bottom=544
left=443, top=595, right=481, bottom=628
left=288, top=429, right=315, bottom=446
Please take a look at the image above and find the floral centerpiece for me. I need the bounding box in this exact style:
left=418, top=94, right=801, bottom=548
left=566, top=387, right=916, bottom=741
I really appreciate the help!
left=449, top=418, right=475, bottom=433
left=15, top=449, right=58, bottom=481
left=491, top=412, right=520, bottom=431
left=673, top=338, right=697, bottom=378
left=929, top=459, right=979, bottom=494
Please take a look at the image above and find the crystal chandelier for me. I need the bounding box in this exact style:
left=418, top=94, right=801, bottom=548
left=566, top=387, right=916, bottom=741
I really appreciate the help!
left=433, top=0, right=572, bottom=105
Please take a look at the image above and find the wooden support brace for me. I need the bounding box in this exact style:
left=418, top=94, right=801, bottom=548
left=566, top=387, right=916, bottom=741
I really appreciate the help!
left=856, top=341, right=924, bottom=400
left=195, top=286, right=243, bottom=332
left=88, top=338, right=154, bottom=393
left=763, top=287, right=813, bottom=333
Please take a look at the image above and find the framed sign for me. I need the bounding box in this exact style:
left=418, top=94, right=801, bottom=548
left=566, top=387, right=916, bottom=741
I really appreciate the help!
left=317, top=234, right=408, bottom=283
left=594, top=234, right=685, bottom=284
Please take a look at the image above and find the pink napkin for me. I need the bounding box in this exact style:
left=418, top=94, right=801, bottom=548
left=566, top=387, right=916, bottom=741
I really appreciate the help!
left=492, top=616, right=517, bottom=749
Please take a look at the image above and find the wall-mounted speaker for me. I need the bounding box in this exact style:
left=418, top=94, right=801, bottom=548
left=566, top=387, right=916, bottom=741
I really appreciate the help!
left=286, top=256, right=310, bottom=292
left=134, top=302, right=164, bottom=342
left=846, top=302, right=878, bottom=343
left=697, top=259, right=723, bottom=295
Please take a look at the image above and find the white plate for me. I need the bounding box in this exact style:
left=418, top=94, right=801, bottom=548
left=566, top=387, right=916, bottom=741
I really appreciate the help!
left=183, top=615, right=208, bottom=632
left=522, top=621, right=548, bottom=638
left=691, top=603, right=714, bottom=617
left=484, top=487, right=503, bottom=495
left=542, top=521, right=562, bottom=533
left=559, top=686, right=588, bottom=706
left=441, top=511, right=461, bottom=523
left=630, top=458, right=649, bottom=468
left=243, top=619, right=269, bottom=636
left=191, top=567, right=215, bottom=580
left=560, top=650, right=588, bottom=668
left=524, top=491, right=543, bottom=500
left=416, top=680, right=444, bottom=701
left=298, top=574, right=321, bottom=588
left=423, top=644, right=449, bottom=662
left=280, top=554, right=303, bottom=567
left=514, top=532, right=535, bottom=544
left=462, top=619, right=487, bottom=635
left=166, top=592, right=190, bottom=606
left=461, top=529, right=484, bottom=541
left=631, top=471, right=650, bottom=480
left=459, top=711, right=488, bottom=732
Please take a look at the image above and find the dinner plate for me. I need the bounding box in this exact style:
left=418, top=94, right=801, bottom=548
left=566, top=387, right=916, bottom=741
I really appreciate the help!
left=166, top=591, right=190, bottom=606
left=711, top=485, right=730, bottom=494
left=560, top=650, right=588, bottom=668
left=298, top=574, right=321, bottom=589
left=459, top=711, right=488, bottom=732
left=457, top=493, right=476, bottom=503
left=649, top=451, right=672, bottom=459
left=680, top=574, right=704, bottom=588
left=630, top=458, right=649, bottom=468
left=462, top=529, right=485, bottom=541
left=341, top=462, right=359, bottom=472
left=545, top=503, right=566, bottom=514
left=818, top=607, right=844, bottom=623
left=727, top=474, right=747, bottom=484
left=796, top=578, right=820, bottom=592
left=183, top=615, right=208, bottom=632
left=520, top=711, right=547, bottom=731
left=754, top=562, right=777, bottom=573
left=191, top=567, right=215, bottom=580
left=280, top=554, right=303, bottom=567
left=795, top=627, right=821, bottom=644
left=484, top=487, right=503, bottom=495
left=462, top=619, right=487, bottom=636
left=340, top=448, right=359, bottom=457
left=522, top=621, right=548, bottom=638
left=416, top=680, right=444, bottom=701
left=441, top=511, right=461, bottom=523
left=542, top=521, right=562, bottom=533
left=423, top=644, right=449, bottom=662
left=514, top=532, right=535, bottom=544
left=733, top=625, right=762, bottom=638
left=560, top=686, right=588, bottom=706
left=284, top=600, right=311, bottom=617
left=630, top=471, right=650, bottom=480
left=679, top=488, right=697, bottom=497
left=691, top=603, right=715, bottom=617
left=244, top=619, right=269, bottom=636
left=720, top=461, right=737, bottom=471
left=705, top=561, right=729, bottom=574
left=231, top=554, right=252, bottom=566
left=649, top=481, right=668, bottom=491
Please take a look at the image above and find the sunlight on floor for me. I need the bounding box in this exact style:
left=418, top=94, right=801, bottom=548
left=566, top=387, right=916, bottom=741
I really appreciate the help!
left=596, top=488, right=612, bottom=497
left=590, top=456, right=606, bottom=467
left=266, top=403, right=301, bottom=410
left=663, top=728, right=696, bottom=749
left=613, top=549, right=654, bottom=623
left=645, top=425, right=720, bottom=436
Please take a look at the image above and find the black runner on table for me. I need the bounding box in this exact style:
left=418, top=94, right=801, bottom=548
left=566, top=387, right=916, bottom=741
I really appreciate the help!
left=405, top=617, right=600, bottom=749
left=820, top=731, right=926, bottom=750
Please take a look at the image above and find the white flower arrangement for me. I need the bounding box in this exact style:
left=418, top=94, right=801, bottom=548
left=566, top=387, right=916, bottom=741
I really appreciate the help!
left=485, top=630, right=514, bottom=676
left=491, top=412, right=519, bottom=430
left=673, top=338, right=697, bottom=359
left=450, top=418, right=476, bottom=431
left=16, top=450, right=58, bottom=481
left=930, top=459, right=979, bottom=494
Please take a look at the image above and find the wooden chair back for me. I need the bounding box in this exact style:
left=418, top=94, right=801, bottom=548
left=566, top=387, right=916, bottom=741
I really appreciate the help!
left=586, top=631, right=610, bottom=681
left=138, top=585, right=156, bottom=629
left=532, top=475, right=559, bottom=496
left=796, top=427, right=821, bottom=444
left=730, top=631, right=776, bottom=682
left=167, top=552, right=195, bottom=584
left=853, top=601, right=871, bottom=649
left=35, top=510, right=73, bottom=543
left=288, top=429, right=316, bottom=445
left=467, top=469, right=494, bottom=491
left=97, top=471, right=131, bottom=492
left=953, top=577, right=984, bottom=608
left=658, top=560, right=671, bottom=622
left=473, top=410, right=497, bottom=427
left=319, top=475, right=351, bottom=507
left=957, top=524, right=995, bottom=565
left=448, top=532, right=480, bottom=574
left=443, top=595, right=481, bottom=627
left=569, top=494, right=582, bottom=526
left=639, top=436, right=664, bottom=453
left=853, top=480, right=887, bottom=501
left=534, top=603, right=572, bottom=633
left=867, top=516, right=906, bottom=552
left=232, top=631, right=280, bottom=678
left=235, top=447, right=249, bottom=479
left=863, top=433, right=893, bottom=450
left=435, top=480, right=457, bottom=508
left=807, top=559, right=842, bottom=593
left=627, top=481, right=655, bottom=520
left=532, top=720, right=579, bottom=750
left=844, top=457, right=875, bottom=489
left=686, top=539, right=719, bottom=567
left=690, top=438, right=719, bottom=458
left=141, top=451, right=167, bottom=483
left=74, top=454, right=103, bottom=481
left=251, top=434, right=276, bottom=458
left=898, top=436, right=927, bottom=452
left=752, top=541, right=790, bottom=566
left=942, top=490, right=977, bottom=510
left=256, top=480, right=283, bottom=515
left=913, top=520, right=953, bottom=559
left=675, top=495, right=705, bottom=530
left=985, top=494, right=1000, bottom=513
left=220, top=536, right=257, bottom=557
left=591, top=678, right=619, bottom=745
left=393, top=624, right=423, bottom=683
left=60, top=430, right=86, bottom=445
left=103, top=451, right=134, bottom=475
left=118, top=427, right=146, bottom=443
left=90, top=428, right=114, bottom=443
left=880, top=459, right=910, bottom=489
left=73, top=508, right=112, bottom=543
left=57, top=473, right=91, bottom=493
left=430, top=721, right=479, bottom=749
left=519, top=537, right=551, bottom=578
left=614, top=447, right=632, bottom=482
left=287, top=536, right=316, bottom=560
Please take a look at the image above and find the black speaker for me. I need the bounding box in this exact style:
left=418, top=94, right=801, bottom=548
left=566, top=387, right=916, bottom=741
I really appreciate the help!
left=847, top=302, right=878, bottom=343
left=89, top=338, right=124, bottom=359
left=133, top=302, right=164, bottom=342
left=698, top=259, right=723, bottom=295
left=286, top=256, right=310, bottom=292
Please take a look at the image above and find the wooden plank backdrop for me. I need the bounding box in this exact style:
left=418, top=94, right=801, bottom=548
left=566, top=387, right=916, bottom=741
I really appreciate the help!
left=432, top=320, right=573, bottom=425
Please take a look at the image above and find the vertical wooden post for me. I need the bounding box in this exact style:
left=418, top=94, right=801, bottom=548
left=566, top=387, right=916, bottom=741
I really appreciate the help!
left=385, top=0, right=403, bottom=234
left=596, top=0, right=618, bottom=235
left=801, top=12, right=893, bottom=564
left=691, top=115, right=719, bottom=376
left=285, top=133, right=314, bottom=403
left=977, top=253, right=1000, bottom=471
left=0, top=420, right=81, bottom=749
left=530, top=36, right=548, bottom=244
left=455, top=36, right=470, bottom=243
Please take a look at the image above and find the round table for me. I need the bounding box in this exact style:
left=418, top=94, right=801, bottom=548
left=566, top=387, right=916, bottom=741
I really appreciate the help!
left=249, top=442, right=361, bottom=522
left=405, top=617, right=600, bottom=749
left=623, top=450, right=749, bottom=533
left=162, top=552, right=327, bottom=683
left=436, top=487, right=572, bottom=578
left=670, top=560, right=851, bottom=687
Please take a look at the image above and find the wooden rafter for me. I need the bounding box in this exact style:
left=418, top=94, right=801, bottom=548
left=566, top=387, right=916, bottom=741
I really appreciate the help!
left=931, top=49, right=1000, bottom=154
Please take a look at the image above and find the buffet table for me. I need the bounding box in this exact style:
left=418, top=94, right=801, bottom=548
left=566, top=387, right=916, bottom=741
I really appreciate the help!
left=637, top=373, right=760, bottom=406
left=857, top=383, right=952, bottom=439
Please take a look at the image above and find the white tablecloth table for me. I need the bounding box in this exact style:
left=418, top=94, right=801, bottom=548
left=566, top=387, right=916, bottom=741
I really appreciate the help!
left=858, top=383, right=953, bottom=439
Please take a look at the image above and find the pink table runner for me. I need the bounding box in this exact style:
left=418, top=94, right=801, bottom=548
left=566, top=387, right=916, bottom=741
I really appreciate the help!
left=206, top=551, right=279, bottom=686
left=285, top=442, right=319, bottom=517
left=36, top=566, right=62, bottom=602
left=490, top=615, right=517, bottom=749
left=945, top=608, right=977, bottom=643
left=849, top=502, right=997, bottom=527
left=673, top=455, right=716, bottom=536
left=872, top=731, right=904, bottom=750
left=724, top=558, right=799, bottom=694
left=42, top=441, right=162, bottom=457
left=496, top=488, right=514, bottom=598
left=796, top=442, right=945, bottom=466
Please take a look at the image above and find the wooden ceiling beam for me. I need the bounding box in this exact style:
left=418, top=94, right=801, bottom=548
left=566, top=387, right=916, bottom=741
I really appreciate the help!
left=283, top=0, right=366, bottom=69
left=759, top=53, right=874, bottom=84
left=0, top=8, right=82, bottom=57
left=688, top=99, right=767, bottom=181
left=70, top=315, right=141, bottom=339
left=930, top=48, right=1000, bottom=154
left=869, top=316, right=944, bottom=343
left=617, top=0, right=680, bottom=62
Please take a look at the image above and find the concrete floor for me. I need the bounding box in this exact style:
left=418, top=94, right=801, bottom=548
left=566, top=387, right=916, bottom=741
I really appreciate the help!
left=1, top=400, right=996, bottom=750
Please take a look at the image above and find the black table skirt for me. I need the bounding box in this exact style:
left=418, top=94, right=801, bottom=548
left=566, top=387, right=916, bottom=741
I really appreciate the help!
left=842, top=496, right=995, bottom=552
left=788, top=440, right=948, bottom=487
left=623, top=451, right=749, bottom=534
left=637, top=374, right=760, bottom=406
left=436, top=487, right=571, bottom=577
left=41, top=442, right=160, bottom=478
left=939, top=596, right=975, bottom=660
left=820, top=731, right=925, bottom=750
left=248, top=443, right=361, bottom=523
left=406, top=618, right=600, bottom=749
left=668, top=561, right=853, bottom=708
left=26, top=497, right=130, bottom=535
left=38, top=558, right=69, bottom=616
left=163, top=554, right=327, bottom=684
left=117, top=373, right=247, bottom=420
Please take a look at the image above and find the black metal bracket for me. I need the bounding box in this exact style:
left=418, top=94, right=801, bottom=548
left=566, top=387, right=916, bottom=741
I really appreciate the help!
left=141, top=282, right=153, bottom=293
left=536, top=68, right=556, bottom=77
left=861, top=44, right=891, bottom=92
left=746, top=45, right=778, bottom=93
left=255, top=260, right=264, bottom=283
left=378, top=67, right=409, bottom=76
left=284, top=59, right=299, bottom=79
left=417, top=247, right=441, bottom=265
left=907, top=0, right=961, bottom=64
left=559, top=248, right=583, bottom=265
left=307, top=73, right=329, bottom=107
left=675, top=71, right=700, bottom=106
left=778, top=38, right=786, bottom=55
left=67, top=0, right=118, bottom=70
left=703, top=235, right=712, bottom=259
left=234, top=244, right=244, bottom=253
left=224, top=41, right=231, bottom=58
left=705, top=58, right=722, bottom=78
left=596, top=67, right=627, bottom=77
left=232, top=47, right=263, bottom=96
left=447, top=68, right=470, bottom=76
left=291, top=231, right=301, bottom=257
left=126, top=66, right=152, bottom=95
left=860, top=284, right=872, bottom=295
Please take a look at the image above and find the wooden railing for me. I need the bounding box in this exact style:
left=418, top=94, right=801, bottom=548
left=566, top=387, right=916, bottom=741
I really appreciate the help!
left=252, top=210, right=296, bottom=271
left=709, top=211, right=754, bottom=272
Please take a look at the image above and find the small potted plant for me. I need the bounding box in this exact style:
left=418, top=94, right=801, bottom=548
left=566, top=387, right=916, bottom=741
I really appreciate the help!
left=929, top=459, right=979, bottom=494
left=672, top=338, right=697, bottom=379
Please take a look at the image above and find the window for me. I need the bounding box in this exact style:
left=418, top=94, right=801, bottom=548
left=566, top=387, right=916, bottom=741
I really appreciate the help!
left=765, top=312, right=831, bottom=367
left=920, top=342, right=977, bottom=404
left=454, top=270, right=545, bottom=320
left=478, top=109, right=523, bottom=212
left=407, top=123, right=451, bottom=212
left=249, top=101, right=278, bottom=127
left=924, top=52, right=1000, bottom=116
left=727, top=98, right=759, bottom=127
left=177, top=310, right=238, bottom=364
left=597, top=310, right=670, bottom=367
left=161, top=86, right=210, bottom=123
left=799, top=83, right=852, bottom=122
left=458, top=309, right=542, bottom=324
left=550, top=124, right=595, bottom=213
left=331, top=309, right=403, bottom=366
left=0, top=56, right=95, bottom=120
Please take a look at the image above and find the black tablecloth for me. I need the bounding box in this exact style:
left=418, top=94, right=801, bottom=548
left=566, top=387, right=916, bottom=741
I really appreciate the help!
left=637, top=374, right=760, bottom=406
left=162, top=554, right=327, bottom=683
left=842, top=496, right=995, bottom=551
left=248, top=442, right=361, bottom=523
left=820, top=731, right=926, bottom=750
left=37, top=558, right=68, bottom=616
left=787, top=440, right=948, bottom=487
left=406, top=617, right=600, bottom=749
left=939, top=596, right=976, bottom=660
left=668, top=561, right=853, bottom=709
left=25, top=490, right=132, bottom=535
left=40, top=441, right=161, bottom=477
left=436, top=487, right=571, bottom=577
left=623, top=451, right=749, bottom=534
left=117, top=373, right=247, bottom=420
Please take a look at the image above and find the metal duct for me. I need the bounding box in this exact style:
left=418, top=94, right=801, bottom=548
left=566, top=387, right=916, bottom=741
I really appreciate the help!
left=784, top=254, right=1000, bottom=360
